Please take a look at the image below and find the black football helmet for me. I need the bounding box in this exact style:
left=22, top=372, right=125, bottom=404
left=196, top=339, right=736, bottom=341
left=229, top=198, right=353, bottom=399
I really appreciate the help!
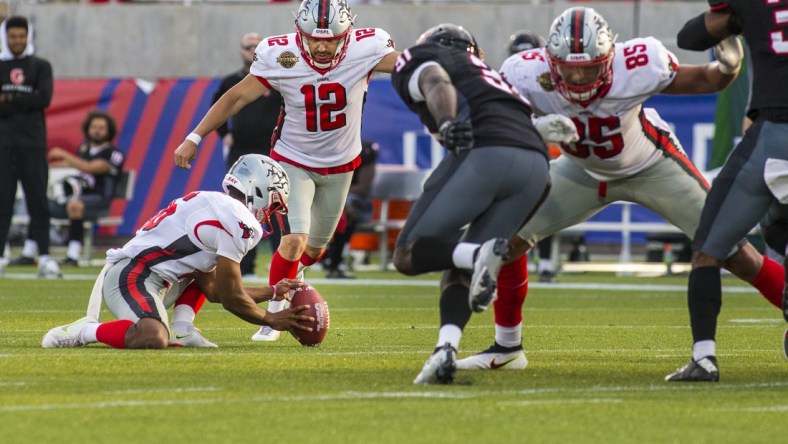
left=508, top=30, right=546, bottom=55
left=417, top=23, right=480, bottom=57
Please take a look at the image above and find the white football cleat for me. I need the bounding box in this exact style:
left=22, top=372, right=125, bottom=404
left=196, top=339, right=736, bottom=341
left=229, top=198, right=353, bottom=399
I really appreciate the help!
left=413, top=343, right=457, bottom=385
left=170, top=327, right=218, bottom=348
left=251, top=325, right=281, bottom=342
left=469, top=238, right=510, bottom=312
left=41, top=317, right=95, bottom=348
left=456, top=342, right=528, bottom=370
left=37, top=257, right=62, bottom=279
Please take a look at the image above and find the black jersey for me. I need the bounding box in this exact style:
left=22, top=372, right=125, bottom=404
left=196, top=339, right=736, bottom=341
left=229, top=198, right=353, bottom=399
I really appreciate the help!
left=391, top=42, right=546, bottom=155
left=0, top=55, right=53, bottom=147
left=76, top=143, right=126, bottom=199
left=710, top=0, right=788, bottom=114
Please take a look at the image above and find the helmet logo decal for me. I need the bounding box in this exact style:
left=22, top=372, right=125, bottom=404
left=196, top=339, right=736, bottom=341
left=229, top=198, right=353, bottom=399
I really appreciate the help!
left=277, top=51, right=299, bottom=68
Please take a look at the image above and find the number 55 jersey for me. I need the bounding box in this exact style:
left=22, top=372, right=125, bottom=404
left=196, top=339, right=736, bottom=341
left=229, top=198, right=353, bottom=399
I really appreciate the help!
left=501, top=37, right=682, bottom=181
left=250, top=28, right=395, bottom=170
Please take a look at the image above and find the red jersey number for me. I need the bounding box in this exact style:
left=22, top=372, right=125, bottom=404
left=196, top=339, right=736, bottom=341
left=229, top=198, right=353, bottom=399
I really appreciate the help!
left=563, top=116, right=624, bottom=159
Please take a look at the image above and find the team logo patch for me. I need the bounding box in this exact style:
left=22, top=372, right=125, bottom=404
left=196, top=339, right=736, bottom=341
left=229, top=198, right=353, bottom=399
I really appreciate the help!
left=238, top=221, right=255, bottom=239
left=537, top=72, right=555, bottom=91
left=277, top=51, right=299, bottom=68
left=10, top=68, right=24, bottom=85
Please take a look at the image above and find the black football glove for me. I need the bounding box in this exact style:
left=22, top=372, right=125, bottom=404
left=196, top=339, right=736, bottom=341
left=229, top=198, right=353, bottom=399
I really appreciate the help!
left=438, top=118, right=473, bottom=153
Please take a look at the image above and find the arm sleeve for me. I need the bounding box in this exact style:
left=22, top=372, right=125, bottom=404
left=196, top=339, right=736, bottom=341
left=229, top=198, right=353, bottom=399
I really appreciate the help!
left=212, top=77, right=233, bottom=138
left=677, top=13, right=722, bottom=51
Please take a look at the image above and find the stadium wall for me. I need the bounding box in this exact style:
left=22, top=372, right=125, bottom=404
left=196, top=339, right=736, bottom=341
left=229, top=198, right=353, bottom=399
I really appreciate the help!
left=10, top=2, right=711, bottom=78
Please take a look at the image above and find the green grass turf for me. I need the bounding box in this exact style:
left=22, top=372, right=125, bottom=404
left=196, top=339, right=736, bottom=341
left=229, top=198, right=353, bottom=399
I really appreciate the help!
left=0, top=266, right=786, bottom=443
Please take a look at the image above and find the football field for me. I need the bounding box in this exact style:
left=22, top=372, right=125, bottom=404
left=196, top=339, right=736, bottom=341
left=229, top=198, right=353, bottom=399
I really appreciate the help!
left=1, top=266, right=786, bottom=443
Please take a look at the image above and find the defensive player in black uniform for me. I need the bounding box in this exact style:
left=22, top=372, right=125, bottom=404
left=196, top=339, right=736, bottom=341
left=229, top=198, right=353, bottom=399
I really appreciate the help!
left=46, top=110, right=126, bottom=265
left=390, top=24, right=550, bottom=384
left=667, top=1, right=788, bottom=381
left=0, top=16, right=60, bottom=278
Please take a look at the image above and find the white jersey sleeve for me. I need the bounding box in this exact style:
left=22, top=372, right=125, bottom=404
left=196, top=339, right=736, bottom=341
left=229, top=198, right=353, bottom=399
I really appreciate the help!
left=250, top=29, right=395, bottom=170
left=108, top=192, right=262, bottom=283
left=610, top=37, right=679, bottom=98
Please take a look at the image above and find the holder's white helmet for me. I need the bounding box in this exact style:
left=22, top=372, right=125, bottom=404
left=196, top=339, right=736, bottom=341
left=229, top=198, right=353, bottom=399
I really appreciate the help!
left=222, top=155, right=289, bottom=231
left=294, top=0, right=356, bottom=71
left=546, top=7, right=616, bottom=106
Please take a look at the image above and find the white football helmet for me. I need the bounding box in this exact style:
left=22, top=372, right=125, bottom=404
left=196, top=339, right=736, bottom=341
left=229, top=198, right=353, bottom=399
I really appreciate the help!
left=222, top=155, right=289, bottom=230
left=546, top=7, right=617, bottom=105
left=294, top=0, right=356, bottom=70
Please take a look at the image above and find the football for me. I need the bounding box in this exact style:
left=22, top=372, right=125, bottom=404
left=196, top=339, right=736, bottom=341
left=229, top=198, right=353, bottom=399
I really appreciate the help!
left=289, top=284, right=330, bottom=346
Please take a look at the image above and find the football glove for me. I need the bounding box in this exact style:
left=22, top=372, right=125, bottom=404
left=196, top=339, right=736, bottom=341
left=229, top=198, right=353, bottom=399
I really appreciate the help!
left=713, top=36, right=743, bottom=75
left=438, top=118, right=474, bottom=153
left=534, top=114, right=579, bottom=145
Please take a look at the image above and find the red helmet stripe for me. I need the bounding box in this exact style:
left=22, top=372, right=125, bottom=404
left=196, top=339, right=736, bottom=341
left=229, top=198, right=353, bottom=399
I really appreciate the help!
left=318, top=0, right=329, bottom=29
left=571, top=8, right=585, bottom=54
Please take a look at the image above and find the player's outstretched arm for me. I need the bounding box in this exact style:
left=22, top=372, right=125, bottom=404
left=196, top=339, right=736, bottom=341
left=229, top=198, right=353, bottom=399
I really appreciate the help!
left=677, top=10, right=733, bottom=51
left=213, top=257, right=313, bottom=332
left=174, top=74, right=268, bottom=169
left=374, top=51, right=401, bottom=73
left=662, top=36, right=742, bottom=95
left=245, top=278, right=305, bottom=303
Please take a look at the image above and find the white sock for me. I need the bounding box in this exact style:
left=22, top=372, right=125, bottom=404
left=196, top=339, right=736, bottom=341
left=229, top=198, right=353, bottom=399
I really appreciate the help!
left=692, top=340, right=716, bottom=361
left=22, top=239, right=37, bottom=258
left=452, top=242, right=478, bottom=270
left=435, top=324, right=462, bottom=350
left=67, top=241, right=82, bottom=260
left=537, top=259, right=554, bottom=274
left=39, top=254, right=52, bottom=264
left=172, top=305, right=196, bottom=327
left=80, top=322, right=100, bottom=344
left=267, top=299, right=286, bottom=313
left=494, top=323, right=522, bottom=348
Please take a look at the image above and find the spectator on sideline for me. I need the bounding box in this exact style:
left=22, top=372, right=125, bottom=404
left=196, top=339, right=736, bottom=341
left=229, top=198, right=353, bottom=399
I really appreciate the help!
left=322, top=139, right=378, bottom=279
left=0, top=16, right=60, bottom=278
left=212, top=31, right=285, bottom=276
left=46, top=110, right=125, bottom=266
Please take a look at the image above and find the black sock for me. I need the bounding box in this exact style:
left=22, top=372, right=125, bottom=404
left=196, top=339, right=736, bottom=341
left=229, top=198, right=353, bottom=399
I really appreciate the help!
left=688, top=266, right=722, bottom=342
left=439, top=283, right=472, bottom=329
left=411, top=237, right=456, bottom=273
left=70, top=219, right=85, bottom=244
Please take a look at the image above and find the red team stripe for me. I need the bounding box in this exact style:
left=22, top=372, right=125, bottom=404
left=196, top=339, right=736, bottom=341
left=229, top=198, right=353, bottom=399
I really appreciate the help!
left=319, top=0, right=329, bottom=29
left=640, top=111, right=709, bottom=189
left=572, top=8, right=584, bottom=53
left=124, top=260, right=154, bottom=313
left=132, top=79, right=214, bottom=231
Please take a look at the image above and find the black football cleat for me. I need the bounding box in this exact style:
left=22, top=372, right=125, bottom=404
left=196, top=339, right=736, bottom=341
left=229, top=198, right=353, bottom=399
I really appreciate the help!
left=665, top=356, right=719, bottom=382
left=783, top=328, right=788, bottom=361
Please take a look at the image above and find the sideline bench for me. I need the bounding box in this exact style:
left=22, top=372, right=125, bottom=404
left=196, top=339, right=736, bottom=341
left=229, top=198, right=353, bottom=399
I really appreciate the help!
left=9, top=169, right=135, bottom=264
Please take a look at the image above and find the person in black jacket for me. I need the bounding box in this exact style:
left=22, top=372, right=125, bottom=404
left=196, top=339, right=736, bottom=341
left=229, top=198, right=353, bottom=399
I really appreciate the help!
left=0, top=16, right=60, bottom=278
left=212, top=32, right=285, bottom=277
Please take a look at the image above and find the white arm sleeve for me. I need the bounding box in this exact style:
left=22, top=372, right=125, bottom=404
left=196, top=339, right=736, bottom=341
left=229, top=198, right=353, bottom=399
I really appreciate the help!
left=407, top=61, right=441, bottom=102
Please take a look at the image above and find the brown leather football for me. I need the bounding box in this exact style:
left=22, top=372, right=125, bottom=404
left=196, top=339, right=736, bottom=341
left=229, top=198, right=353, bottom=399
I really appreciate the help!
left=289, top=285, right=330, bottom=346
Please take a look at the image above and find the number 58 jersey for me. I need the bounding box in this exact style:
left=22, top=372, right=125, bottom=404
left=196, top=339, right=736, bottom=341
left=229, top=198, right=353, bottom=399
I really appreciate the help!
left=501, top=37, right=682, bottom=181
left=251, top=29, right=395, bottom=170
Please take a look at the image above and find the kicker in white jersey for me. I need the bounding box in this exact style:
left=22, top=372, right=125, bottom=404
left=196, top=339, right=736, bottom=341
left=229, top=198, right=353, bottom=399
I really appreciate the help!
left=501, top=37, right=683, bottom=181
left=107, top=191, right=262, bottom=283
left=250, top=29, right=395, bottom=169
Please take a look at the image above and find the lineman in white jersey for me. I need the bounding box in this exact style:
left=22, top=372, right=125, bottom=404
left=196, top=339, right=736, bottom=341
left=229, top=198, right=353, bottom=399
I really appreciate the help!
left=457, top=7, right=787, bottom=372
left=41, top=155, right=314, bottom=350
left=173, top=0, right=399, bottom=342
